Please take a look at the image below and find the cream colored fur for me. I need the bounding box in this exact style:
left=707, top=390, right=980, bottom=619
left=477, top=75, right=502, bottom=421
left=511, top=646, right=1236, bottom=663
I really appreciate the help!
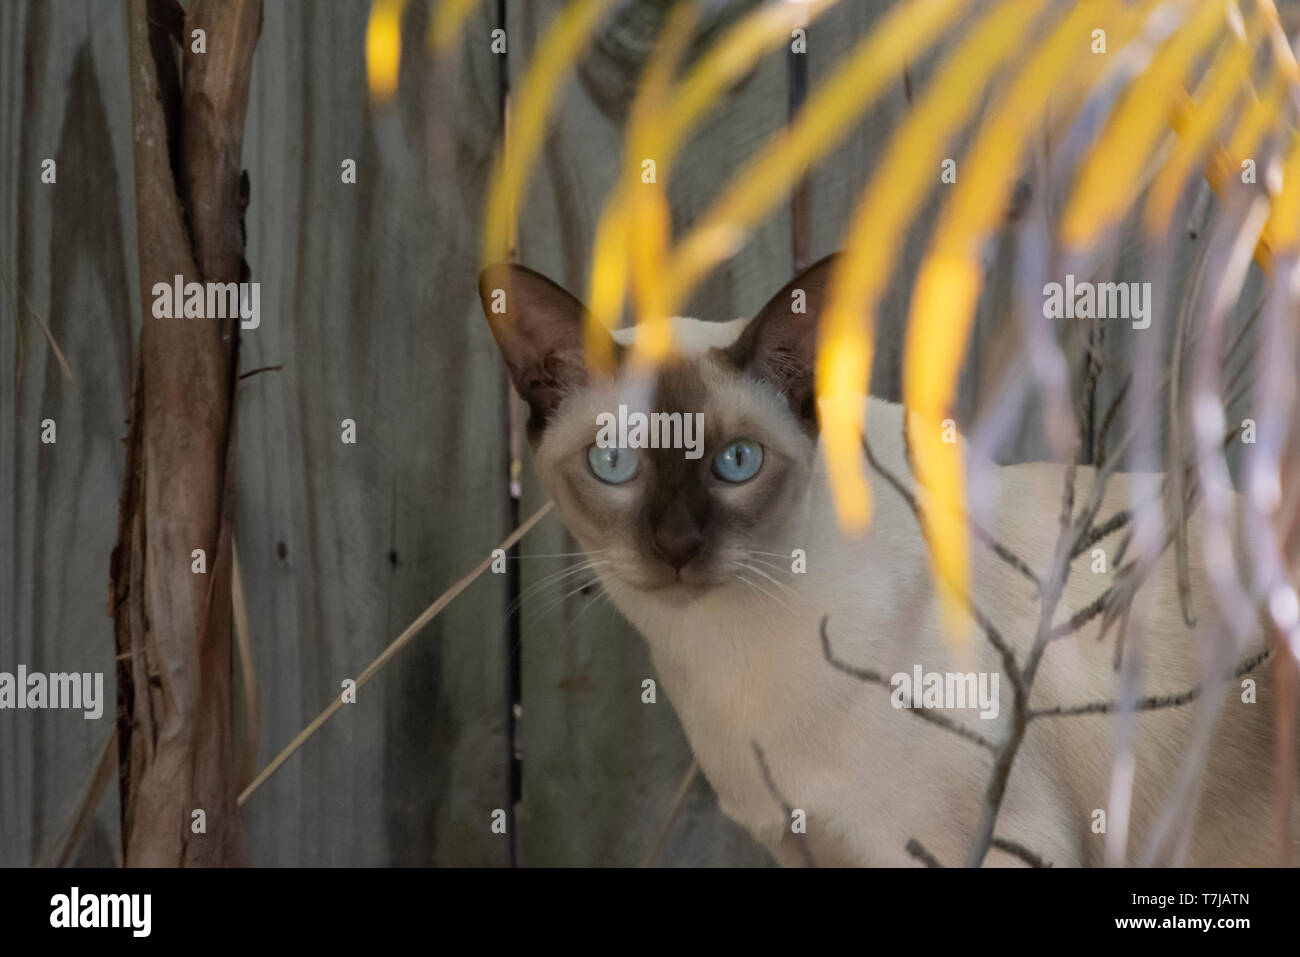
left=535, top=316, right=1298, bottom=867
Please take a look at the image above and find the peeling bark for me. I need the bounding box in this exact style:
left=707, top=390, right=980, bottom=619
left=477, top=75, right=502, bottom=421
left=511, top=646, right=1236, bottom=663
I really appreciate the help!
left=110, top=0, right=262, bottom=867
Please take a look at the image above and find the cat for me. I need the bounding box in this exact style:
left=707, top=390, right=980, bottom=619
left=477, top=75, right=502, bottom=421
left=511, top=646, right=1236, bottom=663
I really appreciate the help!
left=478, top=255, right=1298, bottom=866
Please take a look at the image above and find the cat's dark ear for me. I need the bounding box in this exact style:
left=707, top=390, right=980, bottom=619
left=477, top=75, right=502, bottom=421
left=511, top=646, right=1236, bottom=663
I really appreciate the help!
left=478, top=263, right=594, bottom=429
left=724, top=253, right=839, bottom=427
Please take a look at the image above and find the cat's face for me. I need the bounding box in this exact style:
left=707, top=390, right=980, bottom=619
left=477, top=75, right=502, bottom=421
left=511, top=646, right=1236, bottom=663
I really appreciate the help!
left=478, top=257, right=837, bottom=600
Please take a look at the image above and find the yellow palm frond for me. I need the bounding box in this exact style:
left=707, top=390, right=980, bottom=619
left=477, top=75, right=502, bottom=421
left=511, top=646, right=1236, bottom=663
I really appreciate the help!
left=666, top=0, right=968, bottom=311
left=366, top=0, right=407, bottom=103
left=817, top=0, right=1048, bottom=544
left=482, top=0, right=616, bottom=266
left=420, top=0, right=1300, bottom=641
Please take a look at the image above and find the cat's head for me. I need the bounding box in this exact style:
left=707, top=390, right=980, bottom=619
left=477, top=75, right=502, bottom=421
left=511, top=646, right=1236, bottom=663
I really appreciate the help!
left=477, top=256, right=836, bottom=599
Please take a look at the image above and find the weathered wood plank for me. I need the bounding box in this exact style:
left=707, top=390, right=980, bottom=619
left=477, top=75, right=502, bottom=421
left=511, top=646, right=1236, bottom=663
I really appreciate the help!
left=234, top=0, right=511, bottom=865
left=509, top=0, right=781, bottom=867
left=0, top=0, right=139, bottom=867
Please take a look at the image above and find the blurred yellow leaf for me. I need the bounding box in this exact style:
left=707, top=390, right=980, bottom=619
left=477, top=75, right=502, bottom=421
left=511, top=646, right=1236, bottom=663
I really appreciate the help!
left=624, top=3, right=700, bottom=369
left=900, top=0, right=1147, bottom=632
left=1212, top=69, right=1286, bottom=192
left=818, top=0, right=1045, bottom=543
left=1062, top=0, right=1228, bottom=247
left=586, top=1, right=842, bottom=368
left=905, top=255, right=980, bottom=634
left=1146, top=18, right=1260, bottom=233
left=366, top=0, right=407, bottom=104
left=430, top=0, right=483, bottom=51
left=587, top=198, right=629, bottom=373
left=1269, top=130, right=1300, bottom=251
left=482, top=0, right=615, bottom=266
left=665, top=0, right=839, bottom=151
left=667, top=0, right=967, bottom=311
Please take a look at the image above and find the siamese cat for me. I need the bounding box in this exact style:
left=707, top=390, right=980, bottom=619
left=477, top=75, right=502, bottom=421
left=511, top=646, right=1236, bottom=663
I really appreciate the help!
left=478, top=255, right=1297, bottom=866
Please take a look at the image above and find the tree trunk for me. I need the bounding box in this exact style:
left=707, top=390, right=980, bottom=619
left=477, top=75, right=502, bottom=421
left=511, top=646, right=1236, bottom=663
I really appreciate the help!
left=109, top=0, right=261, bottom=867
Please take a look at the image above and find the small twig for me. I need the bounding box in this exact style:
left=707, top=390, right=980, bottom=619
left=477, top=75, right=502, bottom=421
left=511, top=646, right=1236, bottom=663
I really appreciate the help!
left=1112, top=417, right=1242, bottom=570
left=1029, top=648, right=1272, bottom=719
left=862, top=433, right=1024, bottom=686
left=866, top=423, right=1045, bottom=869
left=1047, top=575, right=1123, bottom=641
left=820, top=617, right=997, bottom=751
left=1094, top=376, right=1129, bottom=469
left=899, top=417, right=1040, bottom=591
left=238, top=363, right=283, bottom=380
left=905, top=837, right=942, bottom=867
left=1060, top=418, right=1246, bottom=643
left=818, top=615, right=885, bottom=684
left=1080, top=315, right=1104, bottom=464
left=1072, top=508, right=1131, bottom=559
left=990, top=835, right=1052, bottom=867
left=1088, top=286, right=1261, bottom=479
left=239, top=502, right=554, bottom=806
left=975, top=526, right=1042, bottom=594
left=34, top=731, right=117, bottom=866
left=967, top=436, right=1082, bottom=868
left=752, top=742, right=815, bottom=867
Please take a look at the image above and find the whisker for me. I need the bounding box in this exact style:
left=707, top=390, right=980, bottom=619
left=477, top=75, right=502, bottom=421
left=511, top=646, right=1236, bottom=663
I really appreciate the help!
left=507, top=562, right=598, bottom=610
left=520, top=557, right=606, bottom=586
left=498, top=561, right=615, bottom=670
left=508, top=550, right=607, bottom=559
left=742, top=554, right=794, bottom=577
left=566, top=586, right=609, bottom=633
left=736, top=561, right=796, bottom=599
left=735, top=574, right=795, bottom=615
left=529, top=574, right=605, bottom=622
left=504, top=560, right=608, bottom=620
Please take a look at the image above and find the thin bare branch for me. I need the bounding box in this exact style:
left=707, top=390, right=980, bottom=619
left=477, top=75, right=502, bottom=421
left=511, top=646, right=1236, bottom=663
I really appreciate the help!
left=1072, top=508, right=1131, bottom=559
left=976, top=526, right=1043, bottom=594
left=862, top=433, right=1024, bottom=686
left=967, top=431, right=1082, bottom=868
left=1029, top=648, right=1272, bottom=719
left=237, top=363, right=282, bottom=380
left=820, top=617, right=997, bottom=751
left=1094, top=376, right=1128, bottom=469
left=905, top=838, right=943, bottom=867
left=990, top=835, right=1052, bottom=867
left=752, top=742, right=816, bottom=868
left=901, top=415, right=1041, bottom=592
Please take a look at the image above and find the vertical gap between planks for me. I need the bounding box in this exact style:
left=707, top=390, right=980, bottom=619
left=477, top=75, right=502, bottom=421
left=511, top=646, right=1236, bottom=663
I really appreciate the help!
left=788, top=5, right=809, bottom=271
left=494, top=0, right=523, bottom=869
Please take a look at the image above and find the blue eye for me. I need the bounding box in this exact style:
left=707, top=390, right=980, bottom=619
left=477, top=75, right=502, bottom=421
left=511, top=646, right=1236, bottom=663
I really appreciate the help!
left=587, top=445, right=640, bottom=484
left=713, top=439, right=763, bottom=483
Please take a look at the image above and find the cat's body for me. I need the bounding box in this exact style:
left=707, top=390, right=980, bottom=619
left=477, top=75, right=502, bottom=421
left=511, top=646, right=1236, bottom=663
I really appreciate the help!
left=479, top=256, right=1297, bottom=866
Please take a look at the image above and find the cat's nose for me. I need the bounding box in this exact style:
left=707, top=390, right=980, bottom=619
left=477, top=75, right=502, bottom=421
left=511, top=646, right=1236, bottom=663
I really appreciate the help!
left=652, top=527, right=703, bottom=570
